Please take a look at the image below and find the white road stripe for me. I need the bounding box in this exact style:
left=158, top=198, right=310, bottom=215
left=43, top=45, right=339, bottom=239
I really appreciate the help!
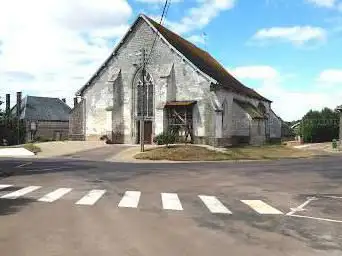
left=118, top=191, right=141, bottom=208
left=199, top=195, right=232, bottom=214
left=241, top=200, right=283, bottom=215
left=161, top=193, right=183, bottom=211
left=38, top=188, right=72, bottom=202
left=0, top=185, right=12, bottom=190
left=75, top=190, right=106, bottom=205
left=1, top=186, right=41, bottom=199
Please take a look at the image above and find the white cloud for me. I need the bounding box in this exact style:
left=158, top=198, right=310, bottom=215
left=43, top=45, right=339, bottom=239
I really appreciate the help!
left=0, top=0, right=132, bottom=107
left=318, top=69, right=342, bottom=83
left=229, top=65, right=342, bottom=121
left=256, top=80, right=342, bottom=121
left=306, top=0, right=337, bottom=8
left=165, top=0, right=236, bottom=34
left=230, top=66, right=279, bottom=80
left=187, top=35, right=206, bottom=44
left=252, top=26, right=326, bottom=46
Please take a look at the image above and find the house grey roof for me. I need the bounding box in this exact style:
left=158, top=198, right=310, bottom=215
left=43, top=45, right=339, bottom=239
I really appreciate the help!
left=12, top=96, right=71, bottom=121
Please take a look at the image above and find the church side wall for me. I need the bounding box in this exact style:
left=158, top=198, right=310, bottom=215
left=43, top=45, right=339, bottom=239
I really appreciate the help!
left=269, top=110, right=282, bottom=139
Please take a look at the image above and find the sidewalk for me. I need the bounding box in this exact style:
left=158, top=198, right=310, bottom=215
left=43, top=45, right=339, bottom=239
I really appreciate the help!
left=0, top=148, right=35, bottom=157
left=35, top=141, right=108, bottom=158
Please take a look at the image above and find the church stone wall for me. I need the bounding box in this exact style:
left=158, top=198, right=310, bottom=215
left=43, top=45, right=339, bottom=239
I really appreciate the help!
left=82, top=18, right=212, bottom=143
left=269, top=110, right=282, bottom=139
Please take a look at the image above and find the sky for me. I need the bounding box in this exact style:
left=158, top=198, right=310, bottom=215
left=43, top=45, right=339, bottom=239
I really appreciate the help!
left=0, top=0, right=341, bottom=121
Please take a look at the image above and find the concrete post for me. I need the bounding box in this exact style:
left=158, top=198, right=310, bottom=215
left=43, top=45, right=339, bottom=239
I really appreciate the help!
left=5, top=94, right=10, bottom=116
left=16, top=92, right=22, bottom=118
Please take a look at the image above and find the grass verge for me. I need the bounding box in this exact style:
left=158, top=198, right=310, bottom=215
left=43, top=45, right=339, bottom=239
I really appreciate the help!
left=134, top=144, right=319, bottom=161
left=23, top=143, right=42, bottom=154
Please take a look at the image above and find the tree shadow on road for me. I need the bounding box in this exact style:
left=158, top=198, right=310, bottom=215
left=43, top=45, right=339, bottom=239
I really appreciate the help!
left=0, top=198, right=35, bottom=216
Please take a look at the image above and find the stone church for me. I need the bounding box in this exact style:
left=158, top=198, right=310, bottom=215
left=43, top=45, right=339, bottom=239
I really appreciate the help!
left=69, top=14, right=282, bottom=147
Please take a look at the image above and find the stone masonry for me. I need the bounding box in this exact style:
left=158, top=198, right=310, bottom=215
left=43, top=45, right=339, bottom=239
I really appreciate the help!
left=69, top=15, right=282, bottom=147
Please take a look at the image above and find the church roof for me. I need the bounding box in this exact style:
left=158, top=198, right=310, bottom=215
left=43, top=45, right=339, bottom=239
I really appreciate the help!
left=145, top=16, right=271, bottom=103
left=77, top=14, right=271, bottom=103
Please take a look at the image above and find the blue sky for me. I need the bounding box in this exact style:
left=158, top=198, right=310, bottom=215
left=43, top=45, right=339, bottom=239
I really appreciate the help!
left=0, top=0, right=341, bottom=121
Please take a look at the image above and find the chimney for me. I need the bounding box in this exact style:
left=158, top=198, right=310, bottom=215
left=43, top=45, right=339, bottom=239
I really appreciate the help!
left=62, top=98, right=66, bottom=103
left=16, top=92, right=22, bottom=118
left=5, top=94, right=10, bottom=115
left=73, top=97, right=78, bottom=108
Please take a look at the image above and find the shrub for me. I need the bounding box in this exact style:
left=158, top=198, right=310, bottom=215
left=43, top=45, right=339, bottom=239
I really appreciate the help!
left=34, top=136, right=53, bottom=142
left=23, top=143, right=41, bottom=154
left=100, top=135, right=109, bottom=141
left=154, top=131, right=176, bottom=147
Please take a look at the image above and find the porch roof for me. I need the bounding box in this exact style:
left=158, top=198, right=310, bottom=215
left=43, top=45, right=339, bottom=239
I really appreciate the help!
left=164, top=101, right=197, bottom=107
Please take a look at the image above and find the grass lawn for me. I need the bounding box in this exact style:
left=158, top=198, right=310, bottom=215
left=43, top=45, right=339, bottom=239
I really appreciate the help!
left=134, top=144, right=320, bottom=161
left=23, top=143, right=42, bottom=154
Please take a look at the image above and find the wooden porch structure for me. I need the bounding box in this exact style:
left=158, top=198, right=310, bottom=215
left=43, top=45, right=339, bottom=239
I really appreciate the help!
left=164, top=101, right=196, bottom=143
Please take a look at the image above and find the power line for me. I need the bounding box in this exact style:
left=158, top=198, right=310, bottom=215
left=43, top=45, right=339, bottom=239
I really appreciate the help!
left=165, top=0, right=172, bottom=20
left=145, top=0, right=170, bottom=65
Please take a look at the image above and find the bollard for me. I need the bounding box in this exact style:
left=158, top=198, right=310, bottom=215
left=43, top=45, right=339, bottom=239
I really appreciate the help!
left=332, top=139, right=337, bottom=150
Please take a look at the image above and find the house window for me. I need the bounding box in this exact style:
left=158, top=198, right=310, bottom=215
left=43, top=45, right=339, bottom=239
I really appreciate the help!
left=136, top=71, right=154, bottom=117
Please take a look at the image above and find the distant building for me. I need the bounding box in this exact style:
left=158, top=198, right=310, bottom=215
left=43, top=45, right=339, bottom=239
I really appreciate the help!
left=12, top=95, right=71, bottom=142
left=70, top=14, right=282, bottom=146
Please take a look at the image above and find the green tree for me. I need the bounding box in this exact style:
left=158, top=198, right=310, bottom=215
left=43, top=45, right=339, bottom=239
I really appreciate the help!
left=301, top=108, right=339, bottom=143
left=0, top=97, right=4, bottom=119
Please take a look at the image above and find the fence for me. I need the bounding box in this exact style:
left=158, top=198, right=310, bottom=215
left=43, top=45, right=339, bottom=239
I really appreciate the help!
left=0, top=118, right=26, bottom=146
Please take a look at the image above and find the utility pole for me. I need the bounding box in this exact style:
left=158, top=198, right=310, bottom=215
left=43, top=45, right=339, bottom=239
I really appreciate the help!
left=140, top=48, right=146, bottom=152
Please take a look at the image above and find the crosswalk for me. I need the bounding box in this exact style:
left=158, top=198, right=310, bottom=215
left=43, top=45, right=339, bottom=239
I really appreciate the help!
left=0, top=184, right=284, bottom=215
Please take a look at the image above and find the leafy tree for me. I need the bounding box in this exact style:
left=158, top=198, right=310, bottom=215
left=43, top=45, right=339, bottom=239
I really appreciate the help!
left=301, top=108, right=339, bottom=143
left=0, top=97, right=4, bottom=116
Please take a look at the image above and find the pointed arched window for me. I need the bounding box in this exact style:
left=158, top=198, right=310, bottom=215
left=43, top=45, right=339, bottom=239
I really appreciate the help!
left=135, top=71, right=154, bottom=117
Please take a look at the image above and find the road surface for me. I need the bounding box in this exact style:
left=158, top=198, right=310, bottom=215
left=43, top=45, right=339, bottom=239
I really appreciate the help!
left=0, top=151, right=341, bottom=256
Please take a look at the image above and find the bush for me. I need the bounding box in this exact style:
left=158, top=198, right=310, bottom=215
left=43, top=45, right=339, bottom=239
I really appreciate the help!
left=154, top=131, right=176, bottom=146
left=23, top=143, right=41, bottom=154
left=301, top=108, right=339, bottom=143
left=100, top=135, right=109, bottom=141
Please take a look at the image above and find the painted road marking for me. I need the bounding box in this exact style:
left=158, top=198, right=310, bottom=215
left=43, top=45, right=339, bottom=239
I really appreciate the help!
left=199, top=195, right=232, bottom=214
left=75, top=190, right=106, bottom=205
left=0, top=185, right=12, bottom=190
left=16, top=162, right=32, bottom=168
left=1, top=186, right=41, bottom=199
left=241, top=200, right=283, bottom=214
left=38, top=188, right=73, bottom=202
left=286, top=197, right=317, bottom=216
left=289, top=214, right=342, bottom=223
left=161, top=193, right=183, bottom=211
left=118, top=191, right=141, bottom=208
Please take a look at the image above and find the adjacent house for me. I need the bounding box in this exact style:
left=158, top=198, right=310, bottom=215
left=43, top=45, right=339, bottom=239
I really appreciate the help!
left=12, top=95, right=71, bottom=142
left=69, top=14, right=282, bottom=147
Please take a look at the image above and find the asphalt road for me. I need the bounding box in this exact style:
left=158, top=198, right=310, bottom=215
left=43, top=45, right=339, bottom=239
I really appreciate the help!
left=0, top=151, right=342, bottom=256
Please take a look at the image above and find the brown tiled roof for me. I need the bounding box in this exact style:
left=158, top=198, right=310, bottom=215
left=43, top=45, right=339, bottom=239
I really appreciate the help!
left=145, top=16, right=271, bottom=103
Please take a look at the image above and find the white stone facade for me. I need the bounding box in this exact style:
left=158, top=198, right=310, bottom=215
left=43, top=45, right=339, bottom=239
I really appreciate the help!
left=72, top=15, right=282, bottom=146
